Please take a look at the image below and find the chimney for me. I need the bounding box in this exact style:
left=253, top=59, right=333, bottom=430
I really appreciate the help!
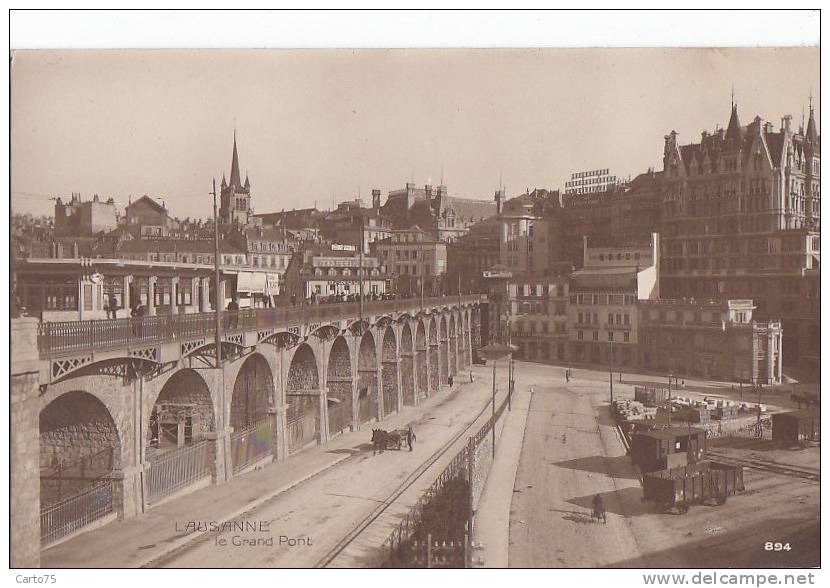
left=372, top=189, right=381, bottom=210
left=782, top=115, right=793, bottom=133
left=424, top=184, right=433, bottom=198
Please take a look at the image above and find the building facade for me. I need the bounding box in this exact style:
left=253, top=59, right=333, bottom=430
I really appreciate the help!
left=660, top=104, right=819, bottom=375
left=567, top=234, right=660, bottom=367
left=282, top=243, right=388, bottom=301
left=124, top=195, right=170, bottom=238
left=54, top=193, right=119, bottom=237
left=508, top=276, right=570, bottom=363
left=638, top=298, right=783, bottom=384
left=373, top=226, right=447, bottom=296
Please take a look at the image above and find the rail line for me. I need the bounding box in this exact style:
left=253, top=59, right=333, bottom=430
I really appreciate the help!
left=313, top=387, right=506, bottom=568
left=708, top=451, right=820, bottom=484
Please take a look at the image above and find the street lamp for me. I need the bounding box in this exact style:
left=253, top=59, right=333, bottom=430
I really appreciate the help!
left=667, top=373, right=673, bottom=426
left=478, top=341, right=518, bottom=459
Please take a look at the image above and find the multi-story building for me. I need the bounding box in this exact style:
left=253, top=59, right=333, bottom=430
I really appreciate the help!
left=322, top=195, right=393, bottom=253
left=54, top=193, right=119, bottom=237
left=567, top=233, right=660, bottom=367
left=381, top=182, right=496, bottom=242
left=638, top=298, right=783, bottom=384
left=508, top=275, right=570, bottom=363
left=219, top=133, right=252, bottom=227
left=124, top=195, right=171, bottom=238
left=564, top=168, right=620, bottom=196
left=660, top=104, right=819, bottom=375
left=372, top=226, right=447, bottom=296
left=282, top=243, right=388, bottom=301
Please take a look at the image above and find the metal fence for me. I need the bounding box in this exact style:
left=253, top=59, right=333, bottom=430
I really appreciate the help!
left=145, top=440, right=212, bottom=504
left=40, top=479, right=114, bottom=546
left=37, top=295, right=485, bottom=358
left=231, top=419, right=273, bottom=473
left=287, top=412, right=319, bottom=454
left=382, top=392, right=511, bottom=567
left=327, top=402, right=351, bottom=437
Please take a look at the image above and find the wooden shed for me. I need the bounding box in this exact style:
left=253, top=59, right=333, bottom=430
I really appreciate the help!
left=630, top=426, right=708, bottom=473
left=772, top=410, right=820, bottom=446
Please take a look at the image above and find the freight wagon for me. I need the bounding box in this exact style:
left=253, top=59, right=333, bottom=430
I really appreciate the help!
left=642, top=461, right=744, bottom=513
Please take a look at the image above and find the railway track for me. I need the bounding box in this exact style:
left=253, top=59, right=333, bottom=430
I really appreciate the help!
left=314, top=388, right=506, bottom=568
left=708, top=451, right=820, bottom=484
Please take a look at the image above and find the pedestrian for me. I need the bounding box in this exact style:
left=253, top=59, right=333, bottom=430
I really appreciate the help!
left=406, top=425, right=416, bottom=451
left=227, top=296, right=239, bottom=329
left=470, top=371, right=474, bottom=383
left=108, top=293, right=118, bottom=319
left=130, top=302, right=144, bottom=338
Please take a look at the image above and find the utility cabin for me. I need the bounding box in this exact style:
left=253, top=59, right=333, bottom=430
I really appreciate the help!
left=772, top=410, right=820, bottom=446
left=630, top=427, right=707, bottom=473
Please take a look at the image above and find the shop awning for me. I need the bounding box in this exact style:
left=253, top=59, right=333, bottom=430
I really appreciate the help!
left=237, top=272, right=267, bottom=294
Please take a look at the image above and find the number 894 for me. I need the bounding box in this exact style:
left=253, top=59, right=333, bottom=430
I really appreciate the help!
left=764, top=542, right=792, bottom=552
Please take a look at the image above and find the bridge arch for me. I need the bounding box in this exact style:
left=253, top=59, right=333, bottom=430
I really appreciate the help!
left=415, top=320, right=428, bottom=401
left=357, top=330, right=378, bottom=424
left=428, top=316, right=440, bottom=392
left=286, top=343, right=321, bottom=452
left=381, top=326, right=399, bottom=416
left=230, top=353, right=274, bottom=431
left=147, top=368, right=215, bottom=455
left=39, top=390, right=122, bottom=511
left=400, top=322, right=415, bottom=406
left=325, top=336, right=353, bottom=437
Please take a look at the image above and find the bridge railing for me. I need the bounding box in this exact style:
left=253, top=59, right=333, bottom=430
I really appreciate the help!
left=37, top=294, right=484, bottom=359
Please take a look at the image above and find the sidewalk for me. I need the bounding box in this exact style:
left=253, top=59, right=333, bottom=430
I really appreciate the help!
left=40, top=380, right=473, bottom=569
left=472, top=384, right=532, bottom=568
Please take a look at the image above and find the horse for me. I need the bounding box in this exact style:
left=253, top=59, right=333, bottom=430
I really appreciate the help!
left=371, top=429, right=402, bottom=454
left=591, top=495, right=607, bottom=524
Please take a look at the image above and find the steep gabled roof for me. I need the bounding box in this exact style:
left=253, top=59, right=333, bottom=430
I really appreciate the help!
left=127, top=195, right=167, bottom=214
left=725, top=104, right=743, bottom=144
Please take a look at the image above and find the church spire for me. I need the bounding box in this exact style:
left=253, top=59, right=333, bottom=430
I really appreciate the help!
left=806, top=103, right=818, bottom=144
left=229, top=129, right=242, bottom=189
left=725, top=102, right=742, bottom=144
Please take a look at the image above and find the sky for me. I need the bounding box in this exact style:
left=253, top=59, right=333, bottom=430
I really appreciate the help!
left=11, top=47, right=819, bottom=220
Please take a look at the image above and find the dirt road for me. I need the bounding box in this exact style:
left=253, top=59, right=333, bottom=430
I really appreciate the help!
left=507, top=362, right=820, bottom=568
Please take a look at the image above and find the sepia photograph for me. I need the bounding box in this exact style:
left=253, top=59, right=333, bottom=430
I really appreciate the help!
left=7, top=9, right=821, bottom=580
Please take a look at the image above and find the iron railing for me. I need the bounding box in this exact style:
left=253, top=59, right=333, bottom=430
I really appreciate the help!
left=287, top=412, right=319, bottom=455
left=327, top=402, right=351, bottom=437
left=145, top=440, right=212, bottom=504
left=37, top=295, right=484, bottom=358
left=382, top=392, right=511, bottom=567
left=40, top=479, right=114, bottom=546
left=231, top=419, right=274, bottom=473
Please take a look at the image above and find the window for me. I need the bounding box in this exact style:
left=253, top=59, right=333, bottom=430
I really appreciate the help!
left=624, top=313, right=630, bottom=325
left=623, top=332, right=630, bottom=343
left=578, top=312, right=583, bottom=324
left=577, top=330, right=583, bottom=340
left=608, top=332, right=614, bottom=342
left=592, top=331, right=599, bottom=341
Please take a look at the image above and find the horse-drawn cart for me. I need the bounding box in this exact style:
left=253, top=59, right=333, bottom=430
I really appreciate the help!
left=372, top=428, right=416, bottom=453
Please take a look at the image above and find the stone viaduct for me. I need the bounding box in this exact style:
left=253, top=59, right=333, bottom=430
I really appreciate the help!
left=10, top=295, right=484, bottom=566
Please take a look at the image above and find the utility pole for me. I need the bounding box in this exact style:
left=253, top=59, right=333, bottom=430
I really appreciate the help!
left=358, top=214, right=364, bottom=332
left=608, top=338, right=614, bottom=405
left=491, top=359, right=497, bottom=459
left=211, top=179, right=222, bottom=367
